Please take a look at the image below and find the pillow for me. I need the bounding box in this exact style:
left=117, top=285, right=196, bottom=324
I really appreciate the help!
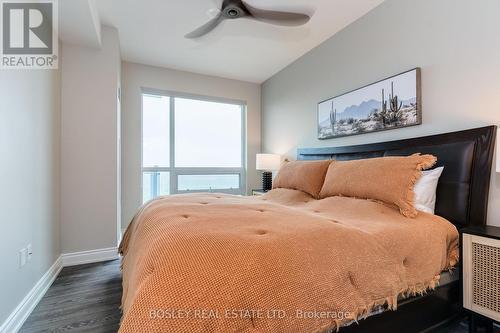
left=273, top=160, right=332, bottom=198
left=414, top=167, right=444, bottom=214
left=319, top=154, right=437, bottom=218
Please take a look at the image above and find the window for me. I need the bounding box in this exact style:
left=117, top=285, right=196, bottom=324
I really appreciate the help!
left=177, top=174, right=240, bottom=192
left=143, top=95, right=170, bottom=168
left=175, top=98, right=242, bottom=168
left=141, top=91, right=246, bottom=202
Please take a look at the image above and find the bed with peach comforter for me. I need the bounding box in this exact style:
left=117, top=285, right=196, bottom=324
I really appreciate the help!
left=118, top=189, right=459, bottom=333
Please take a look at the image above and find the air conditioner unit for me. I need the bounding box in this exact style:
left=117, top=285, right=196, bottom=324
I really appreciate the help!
left=462, top=234, right=500, bottom=322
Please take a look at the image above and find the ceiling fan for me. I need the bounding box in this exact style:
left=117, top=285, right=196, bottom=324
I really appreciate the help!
left=185, top=0, right=312, bottom=39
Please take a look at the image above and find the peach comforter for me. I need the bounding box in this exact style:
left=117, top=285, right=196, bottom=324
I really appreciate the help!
left=119, top=189, right=458, bottom=333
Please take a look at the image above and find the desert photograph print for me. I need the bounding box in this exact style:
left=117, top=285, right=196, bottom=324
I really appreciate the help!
left=318, top=68, right=421, bottom=139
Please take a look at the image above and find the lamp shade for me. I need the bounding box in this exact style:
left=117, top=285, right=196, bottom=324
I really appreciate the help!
left=256, top=154, right=281, bottom=171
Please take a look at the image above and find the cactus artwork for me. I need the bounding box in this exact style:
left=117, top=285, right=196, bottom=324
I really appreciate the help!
left=317, top=68, right=421, bottom=139
left=389, top=81, right=403, bottom=114
left=381, top=88, right=388, bottom=114
left=379, top=88, right=389, bottom=126
left=375, top=82, right=405, bottom=126
left=329, top=106, right=337, bottom=130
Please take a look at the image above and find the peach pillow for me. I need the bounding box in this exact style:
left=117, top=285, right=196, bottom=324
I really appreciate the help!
left=273, top=160, right=332, bottom=198
left=319, top=154, right=437, bottom=218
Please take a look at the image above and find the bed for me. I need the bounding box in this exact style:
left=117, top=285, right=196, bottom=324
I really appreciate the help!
left=119, top=126, right=496, bottom=333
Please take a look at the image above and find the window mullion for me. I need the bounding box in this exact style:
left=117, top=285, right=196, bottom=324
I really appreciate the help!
left=170, top=96, right=176, bottom=194
left=240, top=105, right=246, bottom=194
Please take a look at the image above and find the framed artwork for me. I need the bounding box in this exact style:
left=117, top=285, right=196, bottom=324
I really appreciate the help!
left=318, top=68, right=421, bottom=139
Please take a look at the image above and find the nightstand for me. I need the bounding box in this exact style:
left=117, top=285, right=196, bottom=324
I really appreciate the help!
left=251, top=189, right=266, bottom=196
left=461, top=226, right=500, bottom=333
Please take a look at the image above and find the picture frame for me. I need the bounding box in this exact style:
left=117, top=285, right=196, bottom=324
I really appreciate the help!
left=318, top=68, right=422, bottom=139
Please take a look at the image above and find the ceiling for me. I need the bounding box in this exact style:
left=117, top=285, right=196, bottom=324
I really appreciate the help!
left=59, top=0, right=101, bottom=48
left=62, top=0, right=384, bottom=83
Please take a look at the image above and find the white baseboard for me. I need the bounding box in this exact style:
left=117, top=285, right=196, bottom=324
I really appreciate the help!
left=61, top=247, right=119, bottom=267
left=0, top=256, right=63, bottom=333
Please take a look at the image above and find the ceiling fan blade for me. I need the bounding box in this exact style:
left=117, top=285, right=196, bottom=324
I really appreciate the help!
left=185, top=13, right=224, bottom=39
left=242, top=1, right=310, bottom=26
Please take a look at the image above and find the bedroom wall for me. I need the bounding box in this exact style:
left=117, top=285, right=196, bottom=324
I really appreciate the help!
left=0, top=48, right=61, bottom=324
left=261, top=0, right=500, bottom=226
left=121, top=61, right=261, bottom=229
left=61, top=26, right=122, bottom=253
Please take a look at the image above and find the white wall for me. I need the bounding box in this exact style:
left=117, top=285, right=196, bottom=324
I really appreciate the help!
left=0, top=54, right=61, bottom=323
left=262, top=0, right=500, bottom=226
left=121, top=61, right=261, bottom=228
left=61, top=26, right=121, bottom=253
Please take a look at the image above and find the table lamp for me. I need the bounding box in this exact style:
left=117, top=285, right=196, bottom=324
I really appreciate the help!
left=256, top=154, right=281, bottom=192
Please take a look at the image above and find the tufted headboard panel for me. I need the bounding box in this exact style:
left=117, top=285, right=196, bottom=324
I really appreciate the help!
left=297, top=126, right=497, bottom=227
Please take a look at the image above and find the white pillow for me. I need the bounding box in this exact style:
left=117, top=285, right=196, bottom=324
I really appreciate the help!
left=414, top=167, right=444, bottom=214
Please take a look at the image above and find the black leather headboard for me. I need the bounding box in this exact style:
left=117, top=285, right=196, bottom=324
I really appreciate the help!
left=297, top=126, right=497, bottom=227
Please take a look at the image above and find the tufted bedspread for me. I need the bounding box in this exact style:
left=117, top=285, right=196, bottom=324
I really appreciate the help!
left=118, top=188, right=459, bottom=333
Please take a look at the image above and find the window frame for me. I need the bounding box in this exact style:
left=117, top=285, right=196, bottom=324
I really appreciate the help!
left=141, top=88, right=247, bottom=200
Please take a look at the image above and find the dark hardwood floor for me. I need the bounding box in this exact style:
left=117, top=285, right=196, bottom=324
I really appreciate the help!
left=19, top=260, right=497, bottom=333
left=19, top=260, right=122, bottom=333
